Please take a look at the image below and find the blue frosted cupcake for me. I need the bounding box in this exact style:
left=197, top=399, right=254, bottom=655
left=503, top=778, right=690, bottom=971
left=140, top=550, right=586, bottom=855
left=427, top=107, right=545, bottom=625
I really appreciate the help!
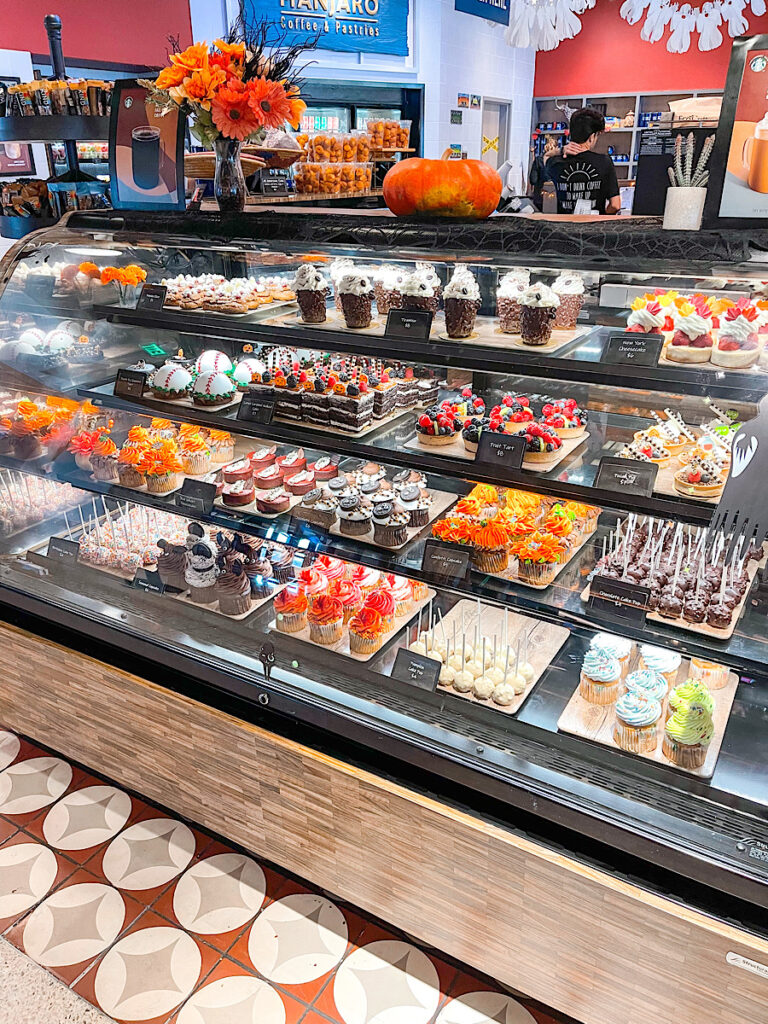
left=623, top=669, right=668, bottom=706
left=613, top=692, right=662, bottom=753
left=579, top=648, right=621, bottom=705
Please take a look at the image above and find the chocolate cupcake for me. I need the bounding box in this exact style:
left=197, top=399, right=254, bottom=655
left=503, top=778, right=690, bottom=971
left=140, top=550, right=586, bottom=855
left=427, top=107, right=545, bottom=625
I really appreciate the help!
left=156, top=539, right=187, bottom=591
left=337, top=495, right=373, bottom=536
left=443, top=264, right=481, bottom=340
left=338, top=272, right=374, bottom=329
left=519, top=282, right=560, bottom=346
left=215, top=559, right=252, bottom=616
left=293, top=264, right=329, bottom=324
left=372, top=501, right=410, bottom=547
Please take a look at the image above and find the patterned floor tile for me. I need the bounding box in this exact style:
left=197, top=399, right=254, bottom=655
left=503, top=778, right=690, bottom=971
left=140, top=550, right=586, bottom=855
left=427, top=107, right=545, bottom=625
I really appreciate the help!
left=73, top=909, right=221, bottom=1024
left=229, top=891, right=367, bottom=1004
left=3, top=866, right=145, bottom=985
left=0, top=816, right=19, bottom=845
left=435, top=988, right=540, bottom=1023
left=84, top=815, right=213, bottom=905
left=0, top=834, right=77, bottom=931
left=0, top=756, right=74, bottom=826
left=23, top=784, right=138, bottom=861
left=168, top=957, right=307, bottom=1024
left=153, top=850, right=267, bottom=954
left=0, top=730, right=21, bottom=772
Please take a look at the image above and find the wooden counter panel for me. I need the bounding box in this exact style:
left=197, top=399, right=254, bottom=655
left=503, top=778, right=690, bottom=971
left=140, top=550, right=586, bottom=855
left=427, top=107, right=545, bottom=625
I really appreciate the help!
left=2, top=619, right=767, bottom=1024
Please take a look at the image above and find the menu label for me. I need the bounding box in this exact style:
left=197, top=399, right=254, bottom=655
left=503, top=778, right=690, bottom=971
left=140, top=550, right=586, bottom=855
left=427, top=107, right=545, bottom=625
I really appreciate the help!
left=237, top=390, right=277, bottom=425
left=136, top=284, right=168, bottom=311
left=588, top=574, right=650, bottom=626
left=386, top=309, right=434, bottom=340
left=176, top=479, right=216, bottom=514
left=47, top=536, right=80, bottom=562
left=595, top=456, right=658, bottom=497
left=131, top=568, right=166, bottom=595
left=114, top=368, right=148, bottom=399
left=391, top=647, right=441, bottom=691
left=475, top=431, right=525, bottom=471
left=602, top=333, right=663, bottom=367
left=421, top=539, right=470, bottom=582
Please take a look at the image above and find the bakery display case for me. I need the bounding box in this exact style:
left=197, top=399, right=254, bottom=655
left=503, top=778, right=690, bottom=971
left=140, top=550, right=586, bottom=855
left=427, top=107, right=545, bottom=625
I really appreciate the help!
left=1, top=210, right=768, bottom=934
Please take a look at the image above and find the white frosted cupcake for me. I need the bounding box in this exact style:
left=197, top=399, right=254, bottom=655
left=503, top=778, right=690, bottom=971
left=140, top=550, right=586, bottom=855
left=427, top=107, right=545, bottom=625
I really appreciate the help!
left=640, top=644, right=682, bottom=687
left=591, top=633, right=633, bottom=678
left=613, top=692, right=661, bottom=753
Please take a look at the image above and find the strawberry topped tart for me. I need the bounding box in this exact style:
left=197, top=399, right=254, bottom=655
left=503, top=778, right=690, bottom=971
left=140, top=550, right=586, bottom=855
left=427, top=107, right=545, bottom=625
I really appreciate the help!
left=666, top=299, right=714, bottom=363
left=539, top=397, right=588, bottom=438
left=511, top=423, right=563, bottom=463
left=711, top=300, right=761, bottom=368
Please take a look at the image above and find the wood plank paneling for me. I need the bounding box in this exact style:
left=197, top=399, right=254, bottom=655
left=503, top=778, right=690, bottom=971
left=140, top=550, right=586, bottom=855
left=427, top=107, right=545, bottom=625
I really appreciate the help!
left=1, top=620, right=767, bottom=1024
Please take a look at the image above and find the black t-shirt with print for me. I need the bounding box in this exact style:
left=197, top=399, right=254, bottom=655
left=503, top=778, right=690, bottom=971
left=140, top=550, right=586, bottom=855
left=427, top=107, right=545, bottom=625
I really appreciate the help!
left=545, top=151, right=620, bottom=215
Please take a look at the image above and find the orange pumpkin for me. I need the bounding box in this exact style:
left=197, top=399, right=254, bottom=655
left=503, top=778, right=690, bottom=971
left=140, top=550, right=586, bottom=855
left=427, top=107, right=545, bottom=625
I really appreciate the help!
left=383, top=157, right=502, bottom=219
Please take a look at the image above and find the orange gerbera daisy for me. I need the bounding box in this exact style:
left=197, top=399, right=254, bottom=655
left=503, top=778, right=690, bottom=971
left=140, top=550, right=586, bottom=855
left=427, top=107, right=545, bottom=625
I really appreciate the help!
left=211, top=79, right=261, bottom=141
left=247, top=78, right=292, bottom=129
left=285, top=84, right=306, bottom=130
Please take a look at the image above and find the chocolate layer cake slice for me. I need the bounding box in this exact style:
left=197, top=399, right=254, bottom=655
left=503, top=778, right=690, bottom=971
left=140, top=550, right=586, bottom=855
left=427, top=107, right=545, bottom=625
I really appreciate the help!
left=275, top=382, right=303, bottom=420
left=330, top=386, right=374, bottom=433
left=372, top=378, right=398, bottom=419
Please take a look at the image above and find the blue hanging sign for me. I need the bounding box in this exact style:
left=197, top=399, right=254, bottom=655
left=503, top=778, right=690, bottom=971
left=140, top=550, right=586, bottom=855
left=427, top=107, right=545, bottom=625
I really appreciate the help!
left=454, top=0, right=510, bottom=26
left=250, top=0, right=410, bottom=56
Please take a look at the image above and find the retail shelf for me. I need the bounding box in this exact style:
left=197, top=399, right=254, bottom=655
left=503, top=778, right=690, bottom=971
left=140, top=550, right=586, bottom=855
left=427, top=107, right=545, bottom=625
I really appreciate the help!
left=0, top=115, right=110, bottom=143
left=90, top=303, right=768, bottom=401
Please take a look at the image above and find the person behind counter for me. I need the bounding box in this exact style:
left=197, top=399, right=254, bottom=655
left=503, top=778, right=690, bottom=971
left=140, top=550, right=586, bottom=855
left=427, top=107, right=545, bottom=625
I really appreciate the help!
left=529, top=135, right=558, bottom=212
left=545, top=106, right=621, bottom=216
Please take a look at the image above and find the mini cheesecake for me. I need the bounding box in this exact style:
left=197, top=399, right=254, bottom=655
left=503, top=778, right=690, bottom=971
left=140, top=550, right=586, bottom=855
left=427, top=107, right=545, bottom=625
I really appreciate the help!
left=308, top=456, right=337, bottom=481
left=284, top=469, right=316, bottom=495
left=255, top=487, right=291, bottom=514
left=222, top=478, right=255, bottom=507
left=222, top=458, right=253, bottom=484
left=276, top=448, right=306, bottom=477
left=254, top=463, right=283, bottom=490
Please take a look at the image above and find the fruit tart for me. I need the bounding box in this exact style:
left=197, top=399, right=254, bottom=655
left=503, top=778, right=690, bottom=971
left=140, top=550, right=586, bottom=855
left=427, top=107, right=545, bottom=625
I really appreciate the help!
left=666, top=298, right=714, bottom=363
left=539, top=397, right=588, bottom=438
left=511, top=423, right=563, bottom=464
left=462, top=414, right=505, bottom=455
left=416, top=404, right=463, bottom=447
left=630, top=432, right=673, bottom=467
left=674, top=457, right=725, bottom=499
left=711, top=300, right=761, bottom=368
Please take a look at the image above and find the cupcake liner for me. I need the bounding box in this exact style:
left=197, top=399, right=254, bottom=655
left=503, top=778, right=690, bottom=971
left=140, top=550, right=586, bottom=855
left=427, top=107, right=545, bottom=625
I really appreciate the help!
left=662, top=733, right=707, bottom=768
left=497, top=296, right=522, bottom=333
left=394, top=597, right=413, bottom=618
left=219, top=593, right=252, bottom=616
left=555, top=293, right=584, bottom=329
left=340, top=517, right=372, bottom=536
left=373, top=523, right=408, bottom=547
left=309, top=618, right=344, bottom=645
left=91, top=457, right=119, bottom=482
left=117, top=465, right=143, bottom=488
left=349, top=631, right=382, bottom=655
left=517, top=561, right=557, bottom=585
left=211, top=444, right=235, bottom=465
left=157, top=570, right=186, bottom=591
left=408, top=507, right=429, bottom=528
left=471, top=546, right=509, bottom=574
left=187, top=585, right=217, bottom=605
left=277, top=610, right=307, bottom=633
left=182, top=452, right=211, bottom=476
left=579, top=672, right=619, bottom=705
left=613, top=718, right=658, bottom=754
left=374, top=284, right=402, bottom=317
left=146, top=472, right=181, bottom=494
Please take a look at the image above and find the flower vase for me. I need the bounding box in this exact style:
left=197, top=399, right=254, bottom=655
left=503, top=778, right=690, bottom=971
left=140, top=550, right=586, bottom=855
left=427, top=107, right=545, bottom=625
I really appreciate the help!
left=117, top=282, right=141, bottom=307
left=214, top=137, right=246, bottom=213
left=662, top=186, right=707, bottom=231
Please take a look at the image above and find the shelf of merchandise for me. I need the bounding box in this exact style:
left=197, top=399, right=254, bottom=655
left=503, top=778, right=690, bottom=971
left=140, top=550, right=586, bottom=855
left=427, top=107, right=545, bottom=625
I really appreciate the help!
left=90, top=303, right=768, bottom=402
left=0, top=115, right=110, bottom=144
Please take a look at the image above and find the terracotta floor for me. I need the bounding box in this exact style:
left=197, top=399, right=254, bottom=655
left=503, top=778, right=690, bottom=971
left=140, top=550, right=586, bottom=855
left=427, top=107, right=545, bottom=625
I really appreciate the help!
left=0, top=726, right=565, bottom=1024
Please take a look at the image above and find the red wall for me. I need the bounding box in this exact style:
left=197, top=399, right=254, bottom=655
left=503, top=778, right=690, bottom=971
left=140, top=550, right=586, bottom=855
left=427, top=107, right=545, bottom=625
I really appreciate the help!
left=534, top=3, right=768, bottom=96
left=3, top=1, right=192, bottom=68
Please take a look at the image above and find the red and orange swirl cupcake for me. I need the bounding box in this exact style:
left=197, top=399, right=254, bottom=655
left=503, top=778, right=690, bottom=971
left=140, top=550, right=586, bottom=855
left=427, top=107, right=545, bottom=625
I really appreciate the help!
left=348, top=607, right=385, bottom=656
left=274, top=587, right=308, bottom=633
left=307, top=594, right=344, bottom=645
left=363, top=588, right=395, bottom=631
left=329, top=579, right=362, bottom=623
left=295, top=566, right=329, bottom=598
left=313, top=554, right=346, bottom=584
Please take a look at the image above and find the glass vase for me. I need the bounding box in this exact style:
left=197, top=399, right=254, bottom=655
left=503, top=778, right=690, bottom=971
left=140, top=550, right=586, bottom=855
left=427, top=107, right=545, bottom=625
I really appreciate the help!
left=214, top=137, right=246, bottom=213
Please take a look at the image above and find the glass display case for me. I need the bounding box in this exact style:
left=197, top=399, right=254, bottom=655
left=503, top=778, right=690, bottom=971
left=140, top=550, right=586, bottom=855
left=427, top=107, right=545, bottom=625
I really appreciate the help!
left=1, top=211, right=767, bottom=918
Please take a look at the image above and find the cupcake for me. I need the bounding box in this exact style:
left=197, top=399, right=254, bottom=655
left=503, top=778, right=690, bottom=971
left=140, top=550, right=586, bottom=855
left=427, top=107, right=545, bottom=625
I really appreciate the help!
left=663, top=700, right=714, bottom=769
left=398, top=484, right=430, bottom=528
left=307, top=594, right=344, bottom=645
left=369, top=502, right=407, bottom=547
left=639, top=645, right=682, bottom=688
left=349, top=565, right=381, bottom=596
left=338, top=272, right=374, bottom=329
left=180, top=433, right=212, bottom=476
left=329, top=579, right=363, bottom=624
left=511, top=531, right=563, bottom=585
left=268, top=545, right=295, bottom=583
left=613, top=692, right=661, bottom=754
left=363, top=588, right=395, bottom=632
left=274, top=587, right=308, bottom=633
left=470, top=521, right=509, bottom=574
left=338, top=495, right=373, bottom=536
left=90, top=436, right=119, bottom=482
left=150, top=418, right=178, bottom=441
left=497, top=268, right=530, bottom=333
left=208, top=430, right=235, bottom=464
left=579, top=647, right=621, bottom=705
left=400, top=269, right=439, bottom=314
left=373, top=264, right=405, bottom=316
left=241, top=546, right=275, bottom=599
left=139, top=442, right=183, bottom=494
left=552, top=272, right=585, bottom=329
left=156, top=540, right=187, bottom=590
left=215, top=560, right=252, bottom=616
left=348, top=607, right=385, bottom=656
left=623, top=669, right=668, bottom=707
left=667, top=678, right=715, bottom=723
left=293, top=264, right=329, bottom=324
left=519, top=283, right=560, bottom=346
left=313, top=554, right=346, bottom=585
left=116, top=445, right=144, bottom=488
left=314, top=493, right=339, bottom=530
left=295, top=566, right=329, bottom=599
left=591, top=633, right=633, bottom=679
left=185, top=541, right=219, bottom=605
left=443, top=265, right=481, bottom=339
left=689, top=657, right=729, bottom=691
left=68, top=429, right=99, bottom=472
left=387, top=574, right=413, bottom=617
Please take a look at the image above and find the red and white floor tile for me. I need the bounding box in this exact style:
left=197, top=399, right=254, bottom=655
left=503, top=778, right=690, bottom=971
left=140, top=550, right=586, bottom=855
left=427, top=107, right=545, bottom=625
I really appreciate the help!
left=0, top=726, right=566, bottom=1024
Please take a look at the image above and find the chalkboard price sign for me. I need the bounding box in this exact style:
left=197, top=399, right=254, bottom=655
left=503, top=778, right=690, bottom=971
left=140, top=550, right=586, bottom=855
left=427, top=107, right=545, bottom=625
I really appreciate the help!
left=391, top=648, right=441, bottom=691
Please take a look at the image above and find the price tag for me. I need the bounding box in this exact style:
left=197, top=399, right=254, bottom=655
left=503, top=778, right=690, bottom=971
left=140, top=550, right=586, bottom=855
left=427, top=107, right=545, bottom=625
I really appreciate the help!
left=588, top=574, right=650, bottom=626
left=237, top=390, right=277, bottom=425
left=136, top=284, right=167, bottom=311
left=602, top=333, right=663, bottom=367
left=391, top=647, right=441, bottom=691
left=475, top=431, right=525, bottom=471
left=595, top=456, right=658, bottom=497
left=386, top=309, right=434, bottom=340
left=114, top=368, right=148, bottom=399
left=176, top=479, right=216, bottom=515
left=261, top=170, right=289, bottom=195
left=421, top=539, right=470, bottom=583
left=47, top=536, right=80, bottom=562
left=130, top=568, right=166, bottom=595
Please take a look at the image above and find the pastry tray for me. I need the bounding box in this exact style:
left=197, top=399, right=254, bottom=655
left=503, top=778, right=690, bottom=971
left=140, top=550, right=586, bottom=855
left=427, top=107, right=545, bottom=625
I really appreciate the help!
left=580, top=551, right=765, bottom=641
left=160, top=297, right=296, bottom=320
left=405, top=430, right=589, bottom=473
left=267, top=587, right=435, bottom=663
left=136, top=390, right=243, bottom=414
left=420, top=599, right=569, bottom=715
left=557, top=651, right=738, bottom=778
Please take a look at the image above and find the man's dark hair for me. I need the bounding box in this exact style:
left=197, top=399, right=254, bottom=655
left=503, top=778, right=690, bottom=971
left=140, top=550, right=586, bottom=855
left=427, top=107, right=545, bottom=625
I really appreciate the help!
left=568, top=106, right=606, bottom=144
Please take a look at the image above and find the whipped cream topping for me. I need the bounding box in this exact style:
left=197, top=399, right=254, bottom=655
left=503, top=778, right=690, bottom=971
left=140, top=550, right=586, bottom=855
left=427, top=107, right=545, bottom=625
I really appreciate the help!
left=329, top=258, right=354, bottom=284
left=293, top=264, right=328, bottom=292
left=719, top=315, right=757, bottom=343
left=415, top=261, right=441, bottom=291
left=520, top=282, right=560, bottom=308
left=627, top=306, right=664, bottom=330
left=444, top=264, right=480, bottom=301
left=375, top=264, right=406, bottom=289
left=553, top=272, right=585, bottom=296
left=400, top=272, right=437, bottom=298
left=497, top=268, right=530, bottom=298
left=675, top=310, right=711, bottom=341
left=338, top=272, right=372, bottom=296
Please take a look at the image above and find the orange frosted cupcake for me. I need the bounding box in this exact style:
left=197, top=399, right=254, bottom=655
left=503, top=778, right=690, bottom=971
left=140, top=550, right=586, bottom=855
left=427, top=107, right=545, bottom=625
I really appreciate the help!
left=274, top=587, right=308, bottom=633
left=124, top=425, right=152, bottom=449
left=329, top=579, right=362, bottom=623
left=470, top=520, right=510, bottom=573
left=117, top=446, right=144, bottom=488
left=511, top=531, right=564, bottom=585
left=150, top=417, right=177, bottom=440
left=348, top=607, right=385, bottom=655
left=90, top=436, right=119, bottom=482
left=308, top=594, right=344, bottom=645
left=207, top=429, right=235, bottom=464
left=179, top=432, right=212, bottom=476
left=139, top=442, right=183, bottom=494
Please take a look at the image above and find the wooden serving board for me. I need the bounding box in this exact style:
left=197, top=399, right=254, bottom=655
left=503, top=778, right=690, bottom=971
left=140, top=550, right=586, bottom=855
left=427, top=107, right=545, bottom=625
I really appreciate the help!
left=141, top=390, right=243, bottom=414
left=161, top=298, right=295, bottom=319
left=557, top=651, right=739, bottom=778
left=428, top=599, right=570, bottom=715
left=580, top=550, right=765, bottom=641
left=405, top=429, right=589, bottom=473
left=274, top=404, right=410, bottom=440
left=436, top=320, right=591, bottom=353
left=267, top=587, right=435, bottom=663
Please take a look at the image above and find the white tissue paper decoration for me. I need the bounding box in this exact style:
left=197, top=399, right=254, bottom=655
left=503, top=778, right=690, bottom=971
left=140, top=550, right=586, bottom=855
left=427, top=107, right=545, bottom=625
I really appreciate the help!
left=620, top=0, right=753, bottom=51
left=504, top=0, right=596, bottom=52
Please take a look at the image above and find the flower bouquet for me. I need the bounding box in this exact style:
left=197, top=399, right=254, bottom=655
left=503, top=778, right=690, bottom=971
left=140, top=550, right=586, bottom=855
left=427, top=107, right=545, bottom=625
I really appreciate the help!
left=140, top=13, right=312, bottom=212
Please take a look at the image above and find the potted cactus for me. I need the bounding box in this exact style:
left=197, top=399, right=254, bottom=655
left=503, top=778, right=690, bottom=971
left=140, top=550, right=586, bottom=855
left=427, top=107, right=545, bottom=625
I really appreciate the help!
left=662, top=132, right=715, bottom=231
